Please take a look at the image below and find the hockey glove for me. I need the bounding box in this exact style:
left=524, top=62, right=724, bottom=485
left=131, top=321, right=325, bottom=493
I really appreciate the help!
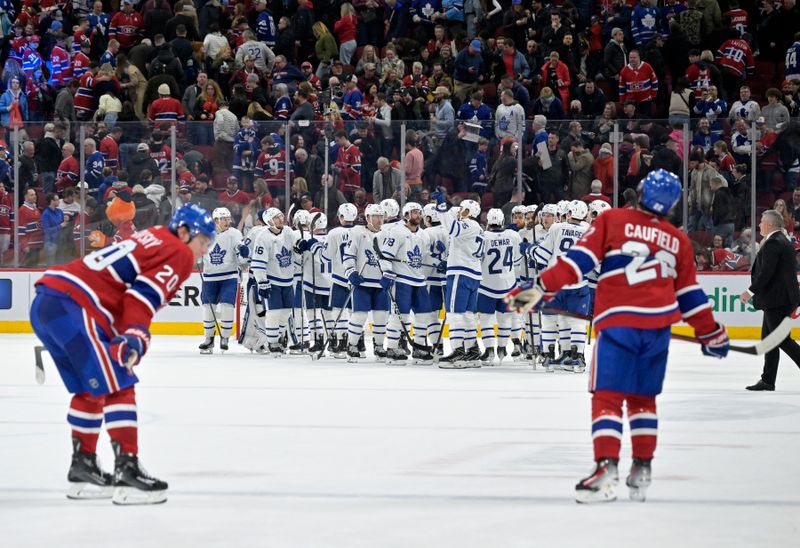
left=295, top=238, right=317, bottom=253
left=435, top=202, right=448, bottom=214
left=380, top=274, right=395, bottom=291
left=238, top=243, right=250, bottom=258
left=431, top=188, right=447, bottom=205
left=348, top=271, right=363, bottom=286
left=698, top=323, right=730, bottom=359
left=258, top=280, right=272, bottom=300
left=519, top=241, right=533, bottom=256
left=434, top=240, right=446, bottom=255
left=504, top=280, right=552, bottom=315
left=110, top=326, right=151, bottom=371
left=436, top=260, right=447, bottom=274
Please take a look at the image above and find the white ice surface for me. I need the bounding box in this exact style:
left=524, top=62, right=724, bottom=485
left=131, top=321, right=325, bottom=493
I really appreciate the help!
left=1, top=334, right=800, bottom=548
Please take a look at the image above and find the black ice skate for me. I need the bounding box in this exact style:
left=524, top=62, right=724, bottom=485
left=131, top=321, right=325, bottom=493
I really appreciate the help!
left=398, top=336, right=410, bottom=354
left=219, top=337, right=229, bottom=353
left=496, top=347, right=508, bottom=363
left=373, top=339, right=387, bottom=362
left=268, top=343, right=284, bottom=357
left=385, top=348, right=408, bottom=365
left=432, top=342, right=444, bottom=358
left=463, top=345, right=482, bottom=368
left=288, top=341, right=307, bottom=355
left=346, top=344, right=361, bottom=363
left=543, top=344, right=558, bottom=373
left=358, top=334, right=367, bottom=358
left=111, top=442, right=168, bottom=505
left=511, top=338, right=523, bottom=357
left=412, top=347, right=433, bottom=365
left=67, top=439, right=113, bottom=500
left=309, top=336, right=325, bottom=360
left=575, top=458, right=619, bottom=504
left=199, top=337, right=214, bottom=355
left=332, top=337, right=348, bottom=359
left=438, top=347, right=466, bottom=368
left=480, top=347, right=496, bottom=366
left=626, top=458, right=652, bottom=502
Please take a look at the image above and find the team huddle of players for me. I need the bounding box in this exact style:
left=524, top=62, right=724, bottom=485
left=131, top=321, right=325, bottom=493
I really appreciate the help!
left=199, top=197, right=614, bottom=369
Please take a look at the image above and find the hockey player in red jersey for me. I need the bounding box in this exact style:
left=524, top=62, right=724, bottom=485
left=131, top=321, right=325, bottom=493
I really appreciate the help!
left=30, top=204, right=215, bottom=505
left=507, top=170, right=730, bottom=503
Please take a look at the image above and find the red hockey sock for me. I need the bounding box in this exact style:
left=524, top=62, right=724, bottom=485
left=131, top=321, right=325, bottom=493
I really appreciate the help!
left=591, top=390, right=625, bottom=461
left=104, top=387, right=138, bottom=455
left=68, top=393, right=105, bottom=454
left=627, top=395, right=657, bottom=460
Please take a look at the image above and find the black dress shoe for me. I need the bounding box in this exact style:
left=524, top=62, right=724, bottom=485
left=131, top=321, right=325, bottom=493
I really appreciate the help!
left=746, top=380, right=776, bottom=391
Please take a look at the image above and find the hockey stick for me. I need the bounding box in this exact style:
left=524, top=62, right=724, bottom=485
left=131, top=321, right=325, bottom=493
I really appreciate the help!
left=525, top=257, right=539, bottom=370
left=316, top=260, right=370, bottom=360
left=372, top=238, right=440, bottom=269
left=34, top=345, right=46, bottom=384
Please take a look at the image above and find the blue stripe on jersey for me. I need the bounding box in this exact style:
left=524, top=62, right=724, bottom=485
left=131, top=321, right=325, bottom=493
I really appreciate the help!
left=395, top=272, right=426, bottom=283
left=267, top=275, right=293, bottom=284
left=110, top=255, right=138, bottom=285
left=600, top=254, right=634, bottom=273
left=104, top=410, right=137, bottom=423
left=629, top=417, right=657, bottom=430
left=592, top=419, right=623, bottom=434
left=478, top=285, right=515, bottom=296
left=129, top=280, right=162, bottom=310
left=566, top=248, right=597, bottom=275
left=677, top=288, right=708, bottom=315
left=446, top=265, right=482, bottom=277
left=68, top=415, right=103, bottom=429
left=203, top=270, right=239, bottom=278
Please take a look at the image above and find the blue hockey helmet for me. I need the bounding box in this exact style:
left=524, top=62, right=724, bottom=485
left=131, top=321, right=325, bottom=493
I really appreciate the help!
left=168, top=203, right=216, bottom=242
left=639, top=169, right=681, bottom=215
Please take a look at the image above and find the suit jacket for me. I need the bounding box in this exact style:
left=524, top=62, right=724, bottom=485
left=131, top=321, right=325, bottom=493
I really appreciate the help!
left=749, top=231, right=800, bottom=311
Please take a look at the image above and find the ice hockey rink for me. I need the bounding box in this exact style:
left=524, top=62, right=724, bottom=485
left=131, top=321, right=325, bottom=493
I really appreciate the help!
left=1, top=334, right=799, bottom=548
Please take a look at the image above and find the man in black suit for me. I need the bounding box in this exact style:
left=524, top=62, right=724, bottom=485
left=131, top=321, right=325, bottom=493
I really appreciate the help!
left=739, top=210, right=800, bottom=391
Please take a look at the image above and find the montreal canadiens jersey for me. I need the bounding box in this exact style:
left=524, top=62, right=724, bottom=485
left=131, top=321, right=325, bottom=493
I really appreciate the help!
left=322, top=225, right=353, bottom=288
left=441, top=210, right=484, bottom=281
left=532, top=221, right=590, bottom=289
left=424, top=223, right=449, bottom=286
left=37, top=226, right=195, bottom=335
left=379, top=223, right=431, bottom=287
left=480, top=229, right=521, bottom=298
left=539, top=208, right=717, bottom=335
left=343, top=225, right=383, bottom=288
left=303, top=232, right=331, bottom=295
left=251, top=226, right=299, bottom=287
left=203, top=227, right=244, bottom=282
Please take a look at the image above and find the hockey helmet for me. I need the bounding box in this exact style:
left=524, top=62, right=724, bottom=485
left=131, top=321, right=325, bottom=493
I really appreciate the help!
left=486, top=208, right=505, bottom=227
left=292, top=209, right=310, bottom=228
left=568, top=200, right=588, bottom=221
left=212, top=207, right=232, bottom=220
left=461, top=199, right=480, bottom=219
left=449, top=205, right=462, bottom=217
left=541, top=204, right=558, bottom=216
left=168, top=203, right=216, bottom=242
left=422, top=203, right=440, bottom=224
left=337, top=203, right=358, bottom=223
left=261, top=207, right=284, bottom=227
left=402, top=201, right=422, bottom=218
left=380, top=198, right=400, bottom=219
left=511, top=205, right=527, bottom=216
left=556, top=200, right=570, bottom=217
left=525, top=204, right=539, bottom=215
left=640, top=169, right=681, bottom=215
left=589, top=200, right=611, bottom=218
left=365, top=203, right=384, bottom=218
left=312, top=214, right=328, bottom=231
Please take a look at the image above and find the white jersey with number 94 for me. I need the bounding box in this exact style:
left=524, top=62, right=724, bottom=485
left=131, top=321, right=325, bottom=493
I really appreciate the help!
left=532, top=221, right=590, bottom=289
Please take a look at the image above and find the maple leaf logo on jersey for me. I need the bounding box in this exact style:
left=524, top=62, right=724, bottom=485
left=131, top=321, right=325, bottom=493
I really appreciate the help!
left=406, top=245, right=422, bottom=269
left=642, top=14, right=656, bottom=29
left=277, top=246, right=292, bottom=268
left=365, top=249, right=378, bottom=267
left=209, top=243, right=227, bottom=265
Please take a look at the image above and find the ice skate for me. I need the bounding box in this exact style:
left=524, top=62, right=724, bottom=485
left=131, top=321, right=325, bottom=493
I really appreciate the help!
left=268, top=343, right=284, bottom=357
left=219, top=337, right=229, bottom=353
left=332, top=337, right=348, bottom=359
left=67, top=439, right=113, bottom=500
left=373, top=339, right=387, bottom=362
left=575, top=458, right=619, bottom=504
left=288, top=342, right=307, bottom=355
left=438, top=347, right=466, bottom=368
left=309, top=336, right=325, bottom=360
left=412, top=347, right=433, bottom=365
left=511, top=338, right=523, bottom=358
left=571, top=352, right=586, bottom=373
left=111, top=442, right=168, bottom=505
left=626, top=458, right=652, bottom=502
left=463, top=345, right=482, bottom=368
left=543, top=345, right=558, bottom=373
left=432, top=342, right=444, bottom=358
left=346, top=344, right=361, bottom=363
left=386, top=348, right=407, bottom=365
left=398, top=336, right=410, bottom=354
left=358, top=335, right=367, bottom=358
left=496, top=347, right=508, bottom=364
left=480, top=347, right=496, bottom=366
left=199, top=337, right=214, bottom=355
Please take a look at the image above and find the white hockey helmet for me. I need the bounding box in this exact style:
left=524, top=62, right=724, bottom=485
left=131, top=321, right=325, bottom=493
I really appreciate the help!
left=557, top=200, right=571, bottom=217
left=312, top=214, right=328, bottom=231
left=460, top=199, right=481, bottom=219
left=511, top=205, right=527, bottom=216
left=380, top=198, right=400, bottom=219
left=212, top=207, right=232, bottom=220
left=365, top=203, right=384, bottom=218
left=541, top=203, right=558, bottom=216
left=422, top=203, right=440, bottom=224
left=337, top=202, right=358, bottom=223
left=292, top=209, right=310, bottom=228
left=402, top=201, right=422, bottom=218
left=261, top=207, right=284, bottom=226
left=568, top=200, right=589, bottom=221
left=589, top=199, right=612, bottom=218
left=486, top=208, right=505, bottom=227
left=525, top=204, right=539, bottom=215
left=449, top=205, right=462, bottom=217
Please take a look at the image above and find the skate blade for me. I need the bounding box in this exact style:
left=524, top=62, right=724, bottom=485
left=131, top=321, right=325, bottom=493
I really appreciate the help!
left=199, top=349, right=213, bottom=355
left=112, top=486, right=168, bottom=505
left=346, top=356, right=360, bottom=363
left=628, top=485, right=649, bottom=502
left=438, top=363, right=465, bottom=369
left=464, top=362, right=481, bottom=369
left=575, top=486, right=617, bottom=504
left=386, top=360, right=407, bottom=366
left=66, top=482, right=113, bottom=500
left=412, top=359, right=433, bottom=366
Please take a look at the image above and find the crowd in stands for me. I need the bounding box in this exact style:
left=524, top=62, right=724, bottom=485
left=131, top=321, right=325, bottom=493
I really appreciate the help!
left=0, top=0, right=799, bottom=271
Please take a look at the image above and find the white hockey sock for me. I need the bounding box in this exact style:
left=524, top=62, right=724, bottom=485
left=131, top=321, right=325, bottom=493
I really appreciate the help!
left=427, top=313, right=442, bottom=346
left=448, top=314, right=464, bottom=350
left=265, top=310, right=284, bottom=345
left=347, top=311, right=367, bottom=346
left=202, top=304, right=217, bottom=339
left=463, top=312, right=478, bottom=348
left=541, top=314, right=559, bottom=353
left=478, top=312, right=496, bottom=350
left=414, top=312, right=437, bottom=346
left=219, top=304, right=235, bottom=339
left=372, top=310, right=388, bottom=347
left=559, top=323, right=571, bottom=356
left=497, top=312, right=513, bottom=350
left=566, top=316, right=588, bottom=353
left=511, top=312, right=522, bottom=341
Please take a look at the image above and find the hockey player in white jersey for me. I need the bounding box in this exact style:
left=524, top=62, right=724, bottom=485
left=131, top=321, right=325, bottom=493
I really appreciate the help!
left=302, top=214, right=332, bottom=355
left=378, top=202, right=436, bottom=365
left=343, top=204, right=390, bottom=362
left=478, top=208, right=521, bottom=365
left=289, top=210, right=311, bottom=353
left=509, top=204, right=535, bottom=359
left=321, top=203, right=357, bottom=357
left=439, top=199, right=485, bottom=367
left=423, top=203, right=448, bottom=355
left=239, top=212, right=269, bottom=352
left=524, top=200, right=591, bottom=372
left=251, top=208, right=300, bottom=356
left=199, top=207, right=247, bottom=354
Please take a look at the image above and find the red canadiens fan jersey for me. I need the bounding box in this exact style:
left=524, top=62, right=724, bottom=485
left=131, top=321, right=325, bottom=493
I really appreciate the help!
left=255, top=149, right=291, bottom=190
left=716, top=39, right=755, bottom=78
left=335, top=144, right=362, bottom=193
left=37, top=226, right=194, bottom=336
left=539, top=208, right=717, bottom=336
left=618, top=62, right=658, bottom=104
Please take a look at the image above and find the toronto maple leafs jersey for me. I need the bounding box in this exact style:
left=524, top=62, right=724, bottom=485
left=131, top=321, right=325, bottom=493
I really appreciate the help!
left=480, top=229, right=522, bottom=298
left=440, top=210, right=484, bottom=281
left=532, top=221, right=589, bottom=289
left=203, top=227, right=245, bottom=282
left=379, top=224, right=431, bottom=287
left=343, top=225, right=383, bottom=289
left=424, top=224, right=449, bottom=286
left=303, top=233, right=331, bottom=295
left=322, top=225, right=353, bottom=288
left=251, top=226, right=299, bottom=287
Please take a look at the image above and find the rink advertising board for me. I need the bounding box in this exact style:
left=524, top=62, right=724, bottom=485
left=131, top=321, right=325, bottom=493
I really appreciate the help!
left=0, top=271, right=797, bottom=338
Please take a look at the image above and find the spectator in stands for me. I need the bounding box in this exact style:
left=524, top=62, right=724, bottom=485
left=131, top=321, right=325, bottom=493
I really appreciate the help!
left=128, top=142, right=159, bottom=185
left=568, top=138, right=595, bottom=198
left=317, top=174, right=348, bottom=227
left=728, top=84, right=761, bottom=124
left=618, top=49, right=658, bottom=117
left=404, top=131, right=424, bottom=197
left=537, top=132, right=568, bottom=202
left=294, top=147, right=324, bottom=198
left=532, top=86, right=564, bottom=119
left=651, top=135, right=683, bottom=177
left=581, top=180, right=612, bottom=205
left=709, top=175, right=736, bottom=246
left=0, top=76, right=27, bottom=128
left=41, top=192, right=67, bottom=266
left=574, top=78, right=607, bottom=118
left=602, top=27, right=627, bottom=100
left=669, top=76, right=694, bottom=127
left=453, top=39, right=484, bottom=103
left=693, top=85, right=727, bottom=139
left=773, top=198, right=794, bottom=234
left=791, top=187, right=800, bottom=233
left=688, top=148, right=719, bottom=231
left=762, top=88, right=791, bottom=132
left=692, top=117, right=713, bottom=153
left=335, top=3, right=359, bottom=65
left=373, top=157, right=403, bottom=204
left=489, top=137, right=518, bottom=207
left=541, top=50, right=570, bottom=106
left=212, top=100, right=238, bottom=174
left=593, top=142, right=615, bottom=196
